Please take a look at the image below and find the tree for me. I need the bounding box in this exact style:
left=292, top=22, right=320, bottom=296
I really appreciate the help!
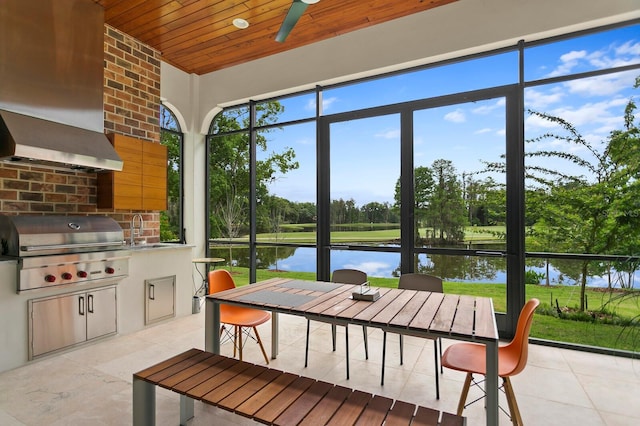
left=516, top=78, right=640, bottom=309
left=428, top=159, right=467, bottom=244
left=208, top=103, right=299, bottom=241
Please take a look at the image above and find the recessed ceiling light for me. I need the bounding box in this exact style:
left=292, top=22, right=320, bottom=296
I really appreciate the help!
left=233, top=18, right=249, bottom=29
left=302, top=0, right=320, bottom=4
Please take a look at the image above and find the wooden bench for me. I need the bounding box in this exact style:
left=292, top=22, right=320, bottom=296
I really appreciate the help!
left=133, top=348, right=466, bottom=425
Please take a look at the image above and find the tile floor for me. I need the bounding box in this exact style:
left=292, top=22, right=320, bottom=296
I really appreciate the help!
left=0, top=311, right=638, bottom=425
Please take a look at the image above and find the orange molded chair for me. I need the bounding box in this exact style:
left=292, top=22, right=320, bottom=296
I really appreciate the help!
left=441, top=298, right=540, bottom=425
left=304, top=269, right=368, bottom=379
left=208, top=269, right=270, bottom=364
left=381, top=273, right=443, bottom=398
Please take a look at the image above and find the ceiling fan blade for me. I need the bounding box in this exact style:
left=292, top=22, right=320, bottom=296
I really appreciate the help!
left=275, top=0, right=309, bottom=43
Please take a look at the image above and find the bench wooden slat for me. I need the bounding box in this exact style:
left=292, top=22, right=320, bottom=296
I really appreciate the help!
left=147, top=351, right=213, bottom=384
left=235, top=372, right=299, bottom=417
left=326, top=389, right=371, bottom=425
left=134, top=349, right=465, bottom=426
left=172, top=356, right=235, bottom=393
left=186, top=359, right=253, bottom=399
left=159, top=354, right=224, bottom=388
left=385, top=399, right=417, bottom=426
left=273, top=380, right=334, bottom=426
left=254, top=376, right=315, bottom=423
left=203, top=364, right=269, bottom=405
left=298, top=385, right=352, bottom=425
left=412, top=405, right=441, bottom=426
left=133, top=348, right=202, bottom=380
left=216, top=367, right=283, bottom=410
left=355, top=394, right=394, bottom=425
left=440, top=411, right=467, bottom=426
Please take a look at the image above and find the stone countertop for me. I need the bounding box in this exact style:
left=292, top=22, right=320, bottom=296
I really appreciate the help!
left=126, top=243, right=194, bottom=252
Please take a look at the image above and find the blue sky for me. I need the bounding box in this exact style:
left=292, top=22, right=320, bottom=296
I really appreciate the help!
left=259, top=23, right=640, bottom=205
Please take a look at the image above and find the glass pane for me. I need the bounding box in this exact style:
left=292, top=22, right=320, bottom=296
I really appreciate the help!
left=525, top=23, right=640, bottom=81
left=524, top=69, right=638, bottom=255
left=208, top=133, right=250, bottom=269
left=329, top=114, right=401, bottom=247
left=525, top=257, right=640, bottom=352
left=330, top=249, right=401, bottom=280
left=324, top=51, right=517, bottom=114
left=413, top=98, right=507, bottom=250
left=208, top=246, right=317, bottom=286
left=160, top=104, right=181, bottom=131
left=256, top=92, right=316, bottom=124
left=256, top=122, right=316, bottom=244
left=209, top=105, right=250, bottom=134
left=417, top=253, right=507, bottom=312
left=160, top=129, right=181, bottom=242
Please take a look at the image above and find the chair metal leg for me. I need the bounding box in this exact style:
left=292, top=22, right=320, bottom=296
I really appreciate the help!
left=503, top=377, right=523, bottom=425
left=345, top=325, right=350, bottom=379
left=381, top=331, right=387, bottom=386
left=433, top=339, right=440, bottom=399
left=238, top=326, right=243, bottom=361
left=332, top=324, right=337, bottom=351
left=305, top=319, right=310, bottom=367
left=457, top=373, right=473, bottom=416
left=399, top=334, right=404, bottom=365
left=362, top=325, right=369, bottom=359
left=233, top=326, right=238, bottom=358
left=438, top=337, right=443, bottom=374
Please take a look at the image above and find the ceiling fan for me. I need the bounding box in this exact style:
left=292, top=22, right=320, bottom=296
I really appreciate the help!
left=275, top=0, right=320, bottom=43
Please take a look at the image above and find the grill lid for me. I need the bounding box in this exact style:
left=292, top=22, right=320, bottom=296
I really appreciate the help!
left=0, top=215, right=125, bottom=257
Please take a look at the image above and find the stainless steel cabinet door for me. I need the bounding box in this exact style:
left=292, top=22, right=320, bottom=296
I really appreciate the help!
left=145, top=276, right=175, bottom=324
left=30, top=293, right=86, bottom=358
left=86, top=286, right=117, bottom=340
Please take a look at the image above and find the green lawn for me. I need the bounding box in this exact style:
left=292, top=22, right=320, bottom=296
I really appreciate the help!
left=220, top=267, right=640, bottom=353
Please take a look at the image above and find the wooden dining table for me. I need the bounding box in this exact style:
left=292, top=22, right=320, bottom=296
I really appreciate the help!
left=204, top=277, right=500, bottom=425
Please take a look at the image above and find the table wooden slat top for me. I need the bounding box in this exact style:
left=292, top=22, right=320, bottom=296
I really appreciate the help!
left=208, top=278, right=498, bottom=343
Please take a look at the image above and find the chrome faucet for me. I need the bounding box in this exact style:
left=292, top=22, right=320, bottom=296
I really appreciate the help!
left=130, top=214, right=143, bottom=245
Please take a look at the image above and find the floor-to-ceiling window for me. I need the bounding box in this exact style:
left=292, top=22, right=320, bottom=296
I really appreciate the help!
left=160, top=104, right=184, bottom=243
left=207, top=20, right=640, bottom=353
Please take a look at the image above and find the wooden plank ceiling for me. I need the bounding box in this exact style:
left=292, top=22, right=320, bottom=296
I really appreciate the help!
left=95, top=0, right=457, bottom=75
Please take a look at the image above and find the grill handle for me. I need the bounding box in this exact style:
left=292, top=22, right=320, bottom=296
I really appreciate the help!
left=78, top=296, right=85, bottom=316
left=21, top=241, right=125, bottom=252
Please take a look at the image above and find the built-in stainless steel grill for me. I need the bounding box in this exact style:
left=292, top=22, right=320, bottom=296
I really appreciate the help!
left=0, top=215, right=129, bottom=292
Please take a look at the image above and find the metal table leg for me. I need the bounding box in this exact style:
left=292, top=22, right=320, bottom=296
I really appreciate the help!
left=133, top=376, right=155, bottom=426
left=485, top=340, right=499, bottom=425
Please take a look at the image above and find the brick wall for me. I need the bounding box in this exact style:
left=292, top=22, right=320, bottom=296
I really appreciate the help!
left=0, top=24, right=163, bottom=244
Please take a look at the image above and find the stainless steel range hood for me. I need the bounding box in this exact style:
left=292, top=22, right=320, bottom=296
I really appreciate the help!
left=0, top=0, right=123, bottom=173
left=0, top=109, right=123, bottom=172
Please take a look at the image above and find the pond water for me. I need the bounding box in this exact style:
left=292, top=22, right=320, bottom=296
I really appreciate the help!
left=211, top=246, right=638, bottom=288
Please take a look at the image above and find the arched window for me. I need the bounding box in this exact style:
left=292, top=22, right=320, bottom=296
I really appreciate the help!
left=160, top=104, right=184, bottom=243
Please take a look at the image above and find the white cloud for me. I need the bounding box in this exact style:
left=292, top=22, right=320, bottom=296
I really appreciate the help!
left=546, top=50, right=587, bottom=77
left=306, top=96, right=339, bottom=112
left=375, top=129, right=400, bottom=139
left=525, top=87, right=564, bottom=109
left=475, top=128, right=492, bottom=134
left=496, top=129, right=506, bottom=136
left=472, top=99, right=505, bottom=114
left=323, top=96, right=338, bottom=112
left=444, top=109, right=465, bottom=123
left=563, top=71, right=637, bottom=97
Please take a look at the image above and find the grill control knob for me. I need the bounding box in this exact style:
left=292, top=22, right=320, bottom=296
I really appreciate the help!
left=45, top=275, right=56, bottom=283
left=105, top=267, right=115, bottom=274
left=61, top=272, right=73, bottom=280
left=77, top=271, right=88, bottom=278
